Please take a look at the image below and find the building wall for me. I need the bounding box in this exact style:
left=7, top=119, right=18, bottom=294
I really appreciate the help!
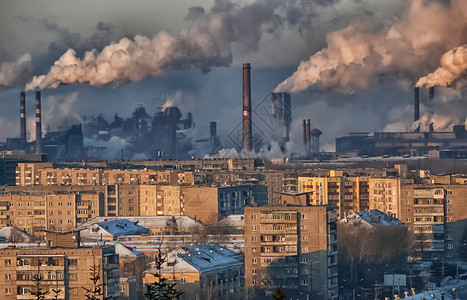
left=244, top=206, right=338, bottom=300
left=298, top=176, right=369, bottom=219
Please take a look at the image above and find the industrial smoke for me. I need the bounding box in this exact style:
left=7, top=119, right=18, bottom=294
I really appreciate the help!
left=275, top=0, right=467, bottom=94
left=417, top=45, right=467, bottom=88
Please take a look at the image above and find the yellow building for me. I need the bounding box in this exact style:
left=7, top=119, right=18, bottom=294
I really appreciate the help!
left=298, top=175, right=369, bottom=218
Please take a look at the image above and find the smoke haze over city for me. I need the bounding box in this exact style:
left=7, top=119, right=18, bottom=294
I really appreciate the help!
left=0, top=0, right=466, bottom=158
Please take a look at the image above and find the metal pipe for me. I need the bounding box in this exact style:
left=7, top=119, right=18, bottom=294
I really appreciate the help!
left=306, top=119, right=311, bottom=153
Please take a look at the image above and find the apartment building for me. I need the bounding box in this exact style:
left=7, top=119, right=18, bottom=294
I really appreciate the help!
left=298, top=174, right=369, bottom=218
left=400, top=184, right=467, bottom=260
left=15, top=163, right=194, bottom=186
left=244, top=205, right=338, bottom=300
left=144, top=243, right=244, bottom=300
left=182, top=185, right=268, bottom=223
left=368, top=178, right=402, bottom=218
left=0, top=192, right=104, bottom=238
left=0, top=230, right=120, bottom=300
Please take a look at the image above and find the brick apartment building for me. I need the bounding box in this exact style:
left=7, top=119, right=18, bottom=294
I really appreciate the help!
left=244, top=205, right=338, bottom=300
left=0, top=230, right=120, bottom=299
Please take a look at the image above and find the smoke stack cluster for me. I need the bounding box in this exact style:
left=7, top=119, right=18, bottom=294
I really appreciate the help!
left=243, top=63, right=252, bottom=151
left=271, top=92, right=292, bottom=144
left=35, top=91, right=42, bottom=154
left=20, top=92, right=26, bottom=147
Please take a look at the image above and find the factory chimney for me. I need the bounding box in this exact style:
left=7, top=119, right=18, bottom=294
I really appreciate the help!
left=283, top=93, right=291, bottom=143
left=35, top=91, right=42, bottom=154
left=306, top=119, right=311, bottom=154
left=302, top=119, right=307, bottom=147
left=429, top=86, right=435, bottom=101
left=414, top=87, right=420, bottom=132
left=20, top=92, right=26, bottom=147
left=243, top=63, right=252, bottom=151
left=210, top=121, right=217, bottom=142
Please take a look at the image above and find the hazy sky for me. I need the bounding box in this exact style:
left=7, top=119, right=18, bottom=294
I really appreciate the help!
left=0, top=0, right=465, bottom=155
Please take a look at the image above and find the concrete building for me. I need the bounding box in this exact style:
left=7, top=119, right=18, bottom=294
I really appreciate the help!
left=144, top=243, right=244, bottom=300
left=0, top=230, right=120, bottom=300
left=244, top=205, right=338, bottom=300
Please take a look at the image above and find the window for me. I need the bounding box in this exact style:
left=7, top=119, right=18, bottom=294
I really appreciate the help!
left=406, top=217, right=411, bottom=222
left=5, top=288, right=12, bottom=295
left=5, top=274, right=11, bottom=280
left=252, top=225, right=256, bottom=231
left=69, top=259, right=78, bottom=266
left=252, top=258, right=257, bottom=264
left=252, top=280, right=257, bottom=286
left=4, top=259, right=11, bottom=266
left=252, top=236, right=257, bottom=242
left=69, top=273, right=78, bottom=281
left=180, top=278, right=186, bottom=284
left=447, top=244, right=453, bottom=249
left=251, top=214, right=256, bottom=220
left=300, top=279, right=310, bottom=285
left=300, top=257, right=307, bottom=263
left=405, top=209, right=411, bottom=213
left=252, top=269, right=257, bottom=274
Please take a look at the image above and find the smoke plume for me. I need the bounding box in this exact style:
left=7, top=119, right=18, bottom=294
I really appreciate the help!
left=0, top=54, right=33, bottom=89
left=416, top=45, right=467, bottom=88
left=25, top=0, right=375, bottom=91
left=276, top=0, right=467, bottom=93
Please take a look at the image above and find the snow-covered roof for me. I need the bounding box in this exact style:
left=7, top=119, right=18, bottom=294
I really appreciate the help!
left=215, top=215, right=244, bottom=228
left=156, top=243, right=243, bottom=274
left=0, top=226, right=33, bottom=242
left=339, top=209, right=403, bottom=228
left=78, top=216, right=202, bottom=231
left=111, top=241, right=143, bottom=258
left=80, top=219, right=150, bottom=238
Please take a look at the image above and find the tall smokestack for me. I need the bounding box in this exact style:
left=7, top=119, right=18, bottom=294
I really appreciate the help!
left=20, top=92, right=26, bottom=147
left=283, top=93, right=291, bottom=143
left=306, top=119, right=311, bottom=154
left=429, top=86, right=435, bottom=101
left=35, top=91, right=42, bottom=154
left=414, top=87, right=420, bottom=132
left=243, top=63, right=252, bottom=151
left=210, top=121, right=217, bottom=142
left=302, top=119, right=307, bottom=146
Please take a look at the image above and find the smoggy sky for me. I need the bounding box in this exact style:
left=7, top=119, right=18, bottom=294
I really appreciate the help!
left=0, top=0, right=466, bottom=156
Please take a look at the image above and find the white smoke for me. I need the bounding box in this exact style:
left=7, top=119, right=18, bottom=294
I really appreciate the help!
left=276, top=0, right=467, bottom=93
left=84, top=136, right=131, bottom=160
left=207, top=140, right=294, bottom=159
left=416, top=45, right=467, bottom=88
left=0, top=54, right=33, bottom=88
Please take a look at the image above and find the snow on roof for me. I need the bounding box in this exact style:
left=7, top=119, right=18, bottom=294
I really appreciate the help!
left=78, top=216, right=202, bottom=231
left=215, top=215, right=244, bottom=227
left=80, top=219, right=150, bottom=238
left=0, top=227, right=33, bottom=242
left=339, top=209, right=403, bottom=228
left=156, top=243, right=243, bottom=274
left=111, top=241, right=143, bottom=258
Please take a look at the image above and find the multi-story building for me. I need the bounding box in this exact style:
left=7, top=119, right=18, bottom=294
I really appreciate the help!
left=244, top=205, right=338, bottom=300
left=298, top=174, right=369, bottom=218
left=181, top=185, right=268, bottom=223
left=144, top=243, right=244, bottom=300
left=368, top=178, right=402, bottom=218
left=0, top=192, right=104, bottom=238
left=400, top=184, right=467, bottom=260
left=0, top=230, right=120, bottom=300
left=15, top=163, right=195, bottom=186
